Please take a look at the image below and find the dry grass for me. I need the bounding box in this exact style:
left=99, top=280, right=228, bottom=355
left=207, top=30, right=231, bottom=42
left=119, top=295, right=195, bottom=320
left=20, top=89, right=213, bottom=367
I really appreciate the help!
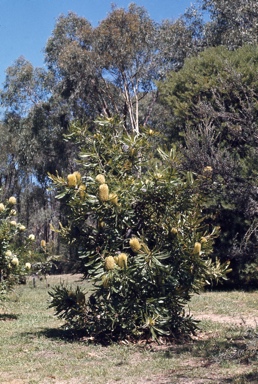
left=0, top=275, right=258, bottom=384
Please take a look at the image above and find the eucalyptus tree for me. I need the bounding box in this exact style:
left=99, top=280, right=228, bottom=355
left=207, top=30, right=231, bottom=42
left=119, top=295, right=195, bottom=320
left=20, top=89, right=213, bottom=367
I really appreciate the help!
left=45, top=4, right=201, bottom=134
left=201, top=0, right=258, bottom=48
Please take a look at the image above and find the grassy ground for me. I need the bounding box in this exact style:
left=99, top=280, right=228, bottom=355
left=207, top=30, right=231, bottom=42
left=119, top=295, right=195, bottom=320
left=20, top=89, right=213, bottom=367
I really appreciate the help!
left=0, top=275, right=258, bottom=384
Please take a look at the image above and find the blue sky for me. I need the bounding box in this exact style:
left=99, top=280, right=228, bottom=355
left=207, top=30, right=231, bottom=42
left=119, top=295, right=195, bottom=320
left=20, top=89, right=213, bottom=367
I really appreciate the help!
left=0, top=0, right=195, bottom=86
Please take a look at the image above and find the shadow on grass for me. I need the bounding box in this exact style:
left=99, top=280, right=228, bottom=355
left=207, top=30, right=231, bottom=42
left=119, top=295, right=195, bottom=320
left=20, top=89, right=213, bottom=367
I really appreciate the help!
left=21, top=327, right=86, bottom=342
left=159, top=329, right=258, bottom=383
left=222, top=370, right=258, bottom=383
left=0, top=313, right=19, bottom=321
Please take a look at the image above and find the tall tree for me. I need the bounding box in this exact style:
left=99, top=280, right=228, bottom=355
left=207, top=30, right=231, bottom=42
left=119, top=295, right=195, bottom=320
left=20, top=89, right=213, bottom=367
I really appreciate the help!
left=44, top=4, right=201, bottom=134
left=201, top=0, right=258, bottom=48
left=158, top=45, right=258, bottom=287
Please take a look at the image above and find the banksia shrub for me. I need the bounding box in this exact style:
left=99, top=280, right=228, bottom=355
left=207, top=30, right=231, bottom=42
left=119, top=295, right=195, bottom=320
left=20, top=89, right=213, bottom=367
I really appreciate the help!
left=0, top=196, right=34, bottom=294
left=99, top=184, right=109, bottom=202
left=48, top=118, right=230, bottom=342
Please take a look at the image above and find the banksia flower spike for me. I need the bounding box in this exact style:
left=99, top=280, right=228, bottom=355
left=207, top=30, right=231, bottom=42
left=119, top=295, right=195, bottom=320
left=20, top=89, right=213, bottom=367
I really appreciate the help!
left=5, top=250, right=12, bottom=257
left=102, top=274, right=110, bottom=288
left=117, top=253, right=128, bottom=269
left=109, top=193, right=118, bottom=206
left=99, top=184, right=109, bottom=202
left=11, top=257, right=19, bottom=266
left=0, top=203, right=5, bottom=212
left=79, top=184, right=86, bottom=198
left=95, top=174, right=106, bottom=184
left=28, top=234, right=35, bottom=241
left=73, top=171, right=81, bottom=185
left=171, top=227, right=178, bottom=235
left=41, top=240, right=46, bottom=248
left=104, top=256, right=116, bottom=271
left=129, top=237, right=141, bottom=253
left=193, top=242, right=201, bottom=255
left=203, top=166, right=213, bottom=177
left=8, top=196, right=16, bottom=205
left=19, top=225, right=26, bottom=231
left=10, top=220, right=17, bottom=227
left=200, top=237, right=208, bottom=244
left=25, top=262, right=31, bottom=270
left=67, top=173, right=77, bottom=187
left=203, top=166, right=213, bottom=173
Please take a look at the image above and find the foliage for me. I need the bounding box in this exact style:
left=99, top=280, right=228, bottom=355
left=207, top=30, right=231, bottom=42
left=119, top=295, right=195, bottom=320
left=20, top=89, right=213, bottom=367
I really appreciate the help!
left=48, top=119, right=230, bottom=341
left=44, top=4, right=201, bottom=134
left=0, top=196, right=35, bottom=296
left=158, top=45, right=258, bottom=287
left=201, top=0, right=258, bottom=48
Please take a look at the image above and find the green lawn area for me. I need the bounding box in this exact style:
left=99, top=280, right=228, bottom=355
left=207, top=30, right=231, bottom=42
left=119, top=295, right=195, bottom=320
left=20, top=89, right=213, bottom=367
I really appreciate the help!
left=0, top=274, right=258, bottom=384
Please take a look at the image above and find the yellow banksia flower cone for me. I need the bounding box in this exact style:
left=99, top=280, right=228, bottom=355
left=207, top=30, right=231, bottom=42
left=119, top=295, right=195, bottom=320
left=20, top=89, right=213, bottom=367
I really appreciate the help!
left=95, top=174, right=106, bottom=184
left=8, top=196, right=16, bottom=205
left=5, top=250, right=12, bottom=257
left=41, top=240, right=46, bottom=248
left=73, top=171, right=81, bottom=184
left=11, top=257, right=19, bottom=266
left=67, top=173, right=77, bottom=187
left=98, top=220, right=105, bottom=229
left=193, top=242, right=201, bottom=255
left=109, top=193, right=118, bottom=206
left=0, top=203, right=5, bottom=212
left=102, top=274, right=110, bottom=288
left=203, top=166, right=213, bottom=177
left=117, top=253, right=128, bottom=269
left=104, top=256, right=116, bottom=271
left=99, top=184, right=109, bottom=202
left=25, top=262, right=31, bottom=270
left=203, top=166, right=213, bottom=173
left=79, top=184, right=86, bottom=198
left=171, top=227, right=178, bottom=235
left=10, top=220, right=17, bottom=227
left=129, top=237, right=141, bottom=253
left=19, top=225, right=26, bottom=231
left=200, top=237, right=208, bottom=243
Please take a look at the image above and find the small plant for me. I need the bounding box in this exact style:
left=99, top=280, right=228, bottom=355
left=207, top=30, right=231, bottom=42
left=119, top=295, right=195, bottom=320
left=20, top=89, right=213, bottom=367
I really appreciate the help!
left=48, top=119, right=230, bottom=342
left=0, top=196, right=35, bottom=296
